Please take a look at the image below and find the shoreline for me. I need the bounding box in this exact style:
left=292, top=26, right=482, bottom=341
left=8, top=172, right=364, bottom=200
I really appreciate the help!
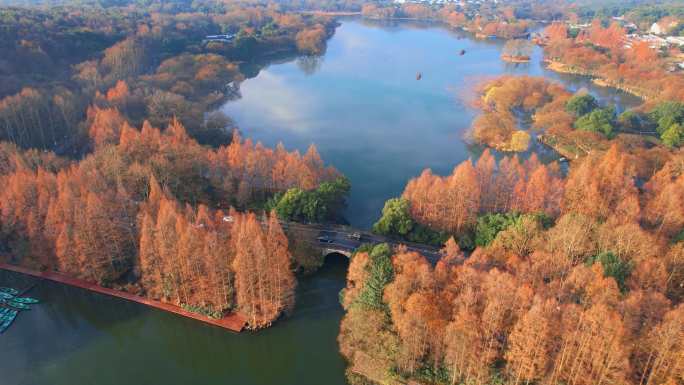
left=501, top=55, right=531, bottom=63
left=360, top=16, right=528, bottom=40
left=537, top=133, right=584, bottom=160
left=0, top=263, right=246, bottom=332
left=543, top=60, right=650, bottom=100
left=300, top=11, right=361, bottom=16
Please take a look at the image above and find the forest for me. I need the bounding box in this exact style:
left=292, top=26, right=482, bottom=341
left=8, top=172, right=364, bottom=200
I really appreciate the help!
left=0, top=2, right=336, bottom=152
left=342, top=145, right=684, bottom=385
left=468, top=76, right=683, bottom=157
left=543, top=20, right=684, bottom=102
left=0, top=115, right=343, bottom=328
left=359, top=2, right=532, bottom=40
left=0, top=0, right=348, bottom=329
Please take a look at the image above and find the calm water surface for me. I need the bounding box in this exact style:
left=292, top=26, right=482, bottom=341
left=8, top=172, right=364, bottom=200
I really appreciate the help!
left=1, top=256, right=349, bottom=385
left=223, top=18, right=641, bottom=229
left=1, top=19, right=640, bottom=385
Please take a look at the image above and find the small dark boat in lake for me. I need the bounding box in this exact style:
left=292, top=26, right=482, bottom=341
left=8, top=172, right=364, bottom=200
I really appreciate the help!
left=459, top=49, right=466, bottom=55
left=416, top=72, right=422, bottom=80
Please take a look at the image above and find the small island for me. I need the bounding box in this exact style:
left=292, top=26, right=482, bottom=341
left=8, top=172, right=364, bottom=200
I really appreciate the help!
left=500, top=39, right=533, bottom=62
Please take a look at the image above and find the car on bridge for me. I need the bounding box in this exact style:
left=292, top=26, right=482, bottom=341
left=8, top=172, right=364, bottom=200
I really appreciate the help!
left=317, top=236, right=335, bottom=244
left=346, top=232, right=362, bottom=241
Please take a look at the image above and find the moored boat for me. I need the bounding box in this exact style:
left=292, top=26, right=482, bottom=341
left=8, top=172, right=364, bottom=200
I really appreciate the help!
left=0, top=309, right=18, bottom=333
left=12, top=297, right=39, bottom=304
left=5, top=300, right=31, bottom=310
left=0, top=287, right=19, bottom=296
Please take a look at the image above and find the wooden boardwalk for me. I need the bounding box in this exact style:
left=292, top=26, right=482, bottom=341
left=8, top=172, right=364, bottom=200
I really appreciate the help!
left=0, top=263, right=246, bottom=332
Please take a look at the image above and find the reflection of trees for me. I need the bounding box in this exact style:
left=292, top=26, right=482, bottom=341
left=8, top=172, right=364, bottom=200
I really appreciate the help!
left=502, top=39, right=533, bottom=58
left=360, top=17, right=401, bottom=30
left=296, top=55, right=324, bottom=76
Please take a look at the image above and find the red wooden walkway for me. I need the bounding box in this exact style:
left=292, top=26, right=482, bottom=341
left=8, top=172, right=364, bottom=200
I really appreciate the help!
left=0, top=263, right=246, bottom=332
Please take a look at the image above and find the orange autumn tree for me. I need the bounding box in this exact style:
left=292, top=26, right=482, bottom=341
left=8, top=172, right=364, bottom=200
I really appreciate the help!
left=344, top=137, right=684, bottom=385
left=402, top=151, right=562, bottom=235
left=563, top=144, right=638, bottom=221
left=232, top=211, right=295, bottom=328
left=0, top=113, right=331, bottom=329
left=87, top=106, right=127, bottom=149
left=544, top=18, right=684, bottom=102
left=471, top=76, right=572, bottom=151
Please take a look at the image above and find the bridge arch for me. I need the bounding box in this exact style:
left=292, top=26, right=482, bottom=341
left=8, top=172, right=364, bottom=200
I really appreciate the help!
left=321, top=248, right=352, bottom=259
left=318, top=251, right=351, bottom=276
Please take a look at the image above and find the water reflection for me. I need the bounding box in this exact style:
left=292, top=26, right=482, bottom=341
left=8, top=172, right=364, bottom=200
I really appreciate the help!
left=222, top=18, right=641, bottom=229
left=1, top=256, right=350, bottom=385
left=296, top=55, right=324, bottom=76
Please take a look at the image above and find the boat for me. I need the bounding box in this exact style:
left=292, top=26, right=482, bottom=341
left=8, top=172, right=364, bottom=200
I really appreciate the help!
left=12, top=297, right=39, bottom=304
left=0, top=308, right=10, bottom=322
left=6, top=301, right=31, bottom=310
left=0, top=287, right=19, bottom=296
left=416, top=72, right=422, bottom=80
left=459, top=49, right=466, bottom=55
left=0, top=309, right=18, bottom=334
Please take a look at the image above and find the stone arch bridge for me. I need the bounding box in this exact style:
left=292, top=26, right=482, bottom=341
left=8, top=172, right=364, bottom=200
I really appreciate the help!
left=276, top=222, right=442, bottom=264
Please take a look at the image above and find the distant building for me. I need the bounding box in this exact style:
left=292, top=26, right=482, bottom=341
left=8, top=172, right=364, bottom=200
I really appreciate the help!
left=568, top=23, right=591, bottom=30
left=650, top=22, right=665, bottom=35
left=650, top=18, right=679, bottom=35
left=626, top=34, right=669, bottom=49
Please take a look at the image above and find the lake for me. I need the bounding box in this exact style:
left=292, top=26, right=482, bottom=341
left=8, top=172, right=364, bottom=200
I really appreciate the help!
left=1, top=18, right=640, bottom=385
left=222, top=18, right=641, bottom=229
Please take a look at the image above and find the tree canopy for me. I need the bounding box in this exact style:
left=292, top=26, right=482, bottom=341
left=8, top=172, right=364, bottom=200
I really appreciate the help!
left=565, top=93, right=599, bottom=116
left=574, top=106, right=616, bottom=138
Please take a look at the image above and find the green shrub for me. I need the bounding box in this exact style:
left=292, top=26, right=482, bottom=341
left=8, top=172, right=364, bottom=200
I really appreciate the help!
left=475, top=212, right=521, bottom=247
left=617, top=110, right=645, bottom=131
left=574, top=107, right=616, bottom=138
left=650, top=101, right=684, bottom=135
left=372, top=197, right=448, bottom=246
left=586, top=251, right=632, bottom=292
left=673, top=229, right=684, bottom=244
left=566, top=94, right=599, bottom=116
left=661, top=123, right=683, bottom=148
left=267, top=176, right=350, bottom=222
left=355, top=244, right=394, bottom=310
left=373, top=198, right=414, bottom=236
left=181, top=303, right=224, bottom=319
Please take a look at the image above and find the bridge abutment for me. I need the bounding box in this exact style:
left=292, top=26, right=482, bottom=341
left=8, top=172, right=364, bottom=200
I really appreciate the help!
left=321, top=248, right=352, bottom=259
